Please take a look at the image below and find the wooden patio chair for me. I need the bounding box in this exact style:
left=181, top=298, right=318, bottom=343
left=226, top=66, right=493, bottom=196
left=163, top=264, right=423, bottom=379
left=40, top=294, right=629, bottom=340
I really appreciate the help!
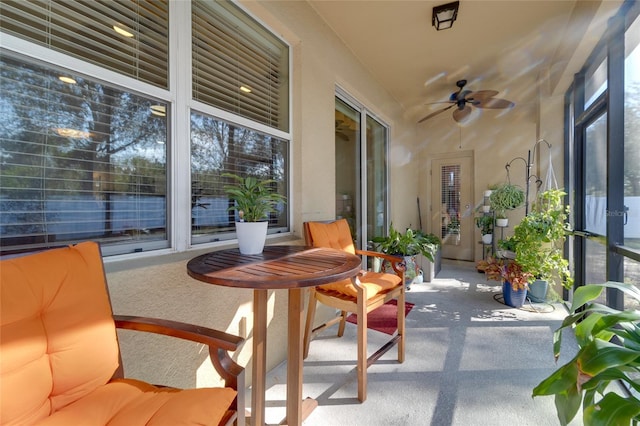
left=1, top=242, right=245, bottom=426
left=303, top=219, right=406, bottom=402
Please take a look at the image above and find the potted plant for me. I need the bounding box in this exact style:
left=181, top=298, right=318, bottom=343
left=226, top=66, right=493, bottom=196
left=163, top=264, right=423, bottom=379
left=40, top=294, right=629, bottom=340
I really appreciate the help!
left=496, top=237, right=517, bottom=259
left=475, top=215, right=494, bottom=244
left=489, top=183, right=526, bottom=226
left=371, top=224, right=440, bottom=286
left=477, top=256, right=533, bottom=307
left=533, top=281, right=640, bottom=425
left=223, top=172, right=286, bottom=254
left=511, top=188, right=572, bottom=300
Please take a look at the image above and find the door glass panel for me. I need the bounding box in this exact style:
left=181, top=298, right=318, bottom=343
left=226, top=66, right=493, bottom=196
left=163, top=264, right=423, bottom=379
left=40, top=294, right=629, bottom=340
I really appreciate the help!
left=585, top=113, right=608, bottom=235
left=335, top=98, right=360, bottom=242
left=625, top=257, right=640, bottom=310
left=625, top=16, right=640, bottom=248
left=585, top=58, right=607, bottom=109
left=441, top=165, right=461, bottom=245
left=585, top=238, right=607, bottom=304
left=366, top=116, right=387, bottom=241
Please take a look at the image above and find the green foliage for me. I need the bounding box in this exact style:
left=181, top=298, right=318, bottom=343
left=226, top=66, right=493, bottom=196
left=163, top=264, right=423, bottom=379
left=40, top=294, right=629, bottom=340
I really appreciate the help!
left=532, top=281, right=640, bottom=426
left=475, top=215, right=494, bottom=235
left=222, top=173, right=286, bottom=222
left=489, top=183, right=526, bottom=217
left=511, top=189, right=573, bottom=289
left=371, top=224, right=440, bottom=261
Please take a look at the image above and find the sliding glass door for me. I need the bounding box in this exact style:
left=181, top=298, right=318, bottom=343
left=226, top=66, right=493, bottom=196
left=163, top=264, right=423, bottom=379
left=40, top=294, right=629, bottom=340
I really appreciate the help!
left=335, top=93, right=388, bottom=249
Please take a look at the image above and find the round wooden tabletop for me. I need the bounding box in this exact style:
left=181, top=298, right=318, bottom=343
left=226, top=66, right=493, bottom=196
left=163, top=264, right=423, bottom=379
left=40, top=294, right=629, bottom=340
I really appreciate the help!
left=187, top=245, right=362, bottom=290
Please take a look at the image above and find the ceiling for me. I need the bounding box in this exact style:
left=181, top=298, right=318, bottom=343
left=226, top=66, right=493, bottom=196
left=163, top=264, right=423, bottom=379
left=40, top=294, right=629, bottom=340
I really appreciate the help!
left=308, top=0, right=623, bottom=125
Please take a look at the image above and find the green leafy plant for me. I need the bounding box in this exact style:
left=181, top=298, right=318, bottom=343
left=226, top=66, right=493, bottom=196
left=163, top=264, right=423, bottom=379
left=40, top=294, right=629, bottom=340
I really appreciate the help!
left=489, top=183, right=526, bottom=218
left=222, top=173, right=286, bottom=222
left=511, top=188, right=572, bottom=289
left=475, top=215, right=494, bottom=235
left=533, top=281, right=640, bottom=425
left=371, top=224, right=440, bottom=262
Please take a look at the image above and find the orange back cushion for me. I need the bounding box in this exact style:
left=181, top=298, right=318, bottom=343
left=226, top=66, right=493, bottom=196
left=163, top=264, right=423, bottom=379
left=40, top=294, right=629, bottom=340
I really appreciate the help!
left=1, top=242, right=119, bottom=425
left=305, top=219, right=356, bottom=254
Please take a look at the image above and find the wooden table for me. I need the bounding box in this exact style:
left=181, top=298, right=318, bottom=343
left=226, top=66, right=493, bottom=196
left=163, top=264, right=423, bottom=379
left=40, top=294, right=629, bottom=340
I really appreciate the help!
left=187, top=245, right=362, bottom=426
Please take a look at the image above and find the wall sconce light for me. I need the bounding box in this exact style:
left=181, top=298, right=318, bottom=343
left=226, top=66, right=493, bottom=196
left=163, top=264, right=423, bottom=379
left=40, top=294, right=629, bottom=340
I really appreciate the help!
left=432, top=1, right=459, bottom=31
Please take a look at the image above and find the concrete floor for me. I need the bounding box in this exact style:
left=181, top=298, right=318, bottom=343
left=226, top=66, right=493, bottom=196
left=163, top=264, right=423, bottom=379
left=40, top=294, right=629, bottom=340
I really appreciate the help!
left=255, top=260, right=582, bottom=426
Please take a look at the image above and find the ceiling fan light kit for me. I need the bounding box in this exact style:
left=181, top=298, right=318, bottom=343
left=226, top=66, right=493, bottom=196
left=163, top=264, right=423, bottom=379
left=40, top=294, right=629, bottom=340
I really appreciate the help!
left=432, top=1, right=459, bottom=31
left=418, top=79, right=515, bottom=124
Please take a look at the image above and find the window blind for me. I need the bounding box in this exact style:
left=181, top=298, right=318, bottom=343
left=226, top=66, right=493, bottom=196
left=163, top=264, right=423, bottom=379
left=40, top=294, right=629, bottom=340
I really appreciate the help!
left=192, top=0, right=289, bottom=132
left=0, top=0, right=169, bottom=89
left=0, top=54, right=168, bottom=253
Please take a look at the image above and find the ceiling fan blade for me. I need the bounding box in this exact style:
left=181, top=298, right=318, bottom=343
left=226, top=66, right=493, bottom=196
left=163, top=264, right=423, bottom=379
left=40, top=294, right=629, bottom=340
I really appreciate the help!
left=453, top=105, right=472, bottom=122
left=417, top=104, right=455, bottom=123
left=467, top=90, right=499, bottom=101
left=475, top=98, right=515, bottom=109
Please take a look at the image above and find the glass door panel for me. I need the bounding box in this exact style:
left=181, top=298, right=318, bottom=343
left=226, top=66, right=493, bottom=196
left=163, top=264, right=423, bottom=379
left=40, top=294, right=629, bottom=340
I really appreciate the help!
left=335, top=98, right=361, bottom=243
left=366, top=116, right=387, bottom=241
left=585, top=113, right=608, bottom=236
left=624, top=16, right=640, bottom=249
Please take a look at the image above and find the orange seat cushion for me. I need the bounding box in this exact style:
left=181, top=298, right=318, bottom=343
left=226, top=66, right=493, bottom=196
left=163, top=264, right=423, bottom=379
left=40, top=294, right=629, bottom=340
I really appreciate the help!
left=319, top=271, right=402, bottom=299
left=32, top=379, right=236, bottom=426
left=307, top=220, right=402, bottom=299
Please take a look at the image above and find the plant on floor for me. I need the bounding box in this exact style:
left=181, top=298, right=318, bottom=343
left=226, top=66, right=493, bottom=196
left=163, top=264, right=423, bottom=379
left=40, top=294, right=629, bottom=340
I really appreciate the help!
left=511, top=188, right=572, bottom=289
left=222, top=173, right=286, bottom=222
left=533, top=281, right=640, bottom=425
left=477, top=256, right=533, bottom=291
left=371, top=223, right=439, bottom=262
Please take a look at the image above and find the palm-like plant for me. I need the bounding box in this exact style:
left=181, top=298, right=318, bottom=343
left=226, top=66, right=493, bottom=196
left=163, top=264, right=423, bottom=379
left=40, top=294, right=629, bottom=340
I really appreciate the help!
left=533, top=281, right=640, bottom=425
left=222, top=173, right=286, bottom=222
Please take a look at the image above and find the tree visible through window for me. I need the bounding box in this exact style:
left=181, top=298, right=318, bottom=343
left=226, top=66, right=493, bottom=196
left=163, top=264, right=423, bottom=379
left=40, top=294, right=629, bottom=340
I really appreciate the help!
left=0, top=55, right=168, bottom=253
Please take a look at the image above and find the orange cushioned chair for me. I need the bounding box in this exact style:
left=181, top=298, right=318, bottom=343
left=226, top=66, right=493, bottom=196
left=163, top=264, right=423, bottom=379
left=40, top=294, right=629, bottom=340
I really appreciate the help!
left=1, top=242, right=245, bottom=426
left=303, top=219, right=406, bottom=402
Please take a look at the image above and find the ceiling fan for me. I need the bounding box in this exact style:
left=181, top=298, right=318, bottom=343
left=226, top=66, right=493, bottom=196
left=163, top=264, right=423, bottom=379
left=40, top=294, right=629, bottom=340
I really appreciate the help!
left=417, top=79, right=515, bottom=124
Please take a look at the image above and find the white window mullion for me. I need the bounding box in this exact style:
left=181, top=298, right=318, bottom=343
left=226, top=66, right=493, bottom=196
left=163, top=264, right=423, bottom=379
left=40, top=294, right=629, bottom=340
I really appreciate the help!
left=172, top=0, right=192, bottom=252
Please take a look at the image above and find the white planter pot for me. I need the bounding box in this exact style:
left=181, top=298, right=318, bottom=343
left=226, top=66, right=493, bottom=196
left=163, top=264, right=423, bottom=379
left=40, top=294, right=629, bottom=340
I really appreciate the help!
left=482, top=205, right=491, bottom=213
left=484, top=190, right=493, bottom=197
left=235, top=221, right=268, bottom=254
left=496, top=218, right=508, bottom=227
left=481, top=233, right=493, bottom=244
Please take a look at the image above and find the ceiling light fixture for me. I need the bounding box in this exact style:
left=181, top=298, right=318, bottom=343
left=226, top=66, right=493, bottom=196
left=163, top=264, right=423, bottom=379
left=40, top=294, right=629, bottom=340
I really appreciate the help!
left=113, top=25, right=134, bottom=38
left=432, top=1, right=459, bottom=31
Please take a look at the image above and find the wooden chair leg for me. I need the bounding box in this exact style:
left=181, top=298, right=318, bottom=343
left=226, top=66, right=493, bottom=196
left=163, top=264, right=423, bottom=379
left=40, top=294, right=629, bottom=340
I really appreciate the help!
left=337, top=310, right=347, bottom=337
left=397, top=287, right=406, bottom=363
left=303, top=288, right=317, bottom=359
left=356, top=285, right=367, bottom=402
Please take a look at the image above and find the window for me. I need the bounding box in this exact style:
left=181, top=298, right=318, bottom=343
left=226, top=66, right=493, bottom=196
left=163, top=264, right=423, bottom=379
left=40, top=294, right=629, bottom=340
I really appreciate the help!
left=1, top=1, right=290, bottom=256
left=0, top=54, right=168, bottom=254
left=190, top=113, right=288, bottom=244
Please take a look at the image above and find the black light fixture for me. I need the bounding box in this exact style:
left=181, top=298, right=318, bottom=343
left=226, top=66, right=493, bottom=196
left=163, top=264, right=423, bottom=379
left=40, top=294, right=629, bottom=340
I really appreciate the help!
left=432, top=1, right=459, bottom=31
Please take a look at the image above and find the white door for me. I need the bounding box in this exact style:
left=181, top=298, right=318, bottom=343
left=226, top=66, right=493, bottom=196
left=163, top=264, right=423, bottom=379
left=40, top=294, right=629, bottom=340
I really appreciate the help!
left=431, top=155, right=474, bottom=261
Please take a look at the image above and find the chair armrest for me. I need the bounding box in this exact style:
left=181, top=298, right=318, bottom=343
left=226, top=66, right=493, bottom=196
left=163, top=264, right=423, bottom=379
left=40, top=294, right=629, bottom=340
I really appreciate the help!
left=355, top=249, right=406, bottom=276
left=114, top=315, right=245, bottom=391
